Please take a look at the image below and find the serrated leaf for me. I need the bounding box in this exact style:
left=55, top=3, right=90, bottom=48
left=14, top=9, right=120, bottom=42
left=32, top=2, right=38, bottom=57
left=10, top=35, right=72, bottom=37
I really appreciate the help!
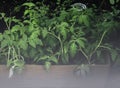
left=79, top=15, right=89, bottom=26
left=22, top=34, right=28, bottom=41
left=11, top=34, right=15, bottom=41
left=61, top=22, right=69, bottom=27
left=11, top=25, right=21, bottom=33
left=49, top=56, right=58, bottom=64
left=59, top=22, right=69, bottom=39
left=70, top=26, right=74, bottom=33
left=14, top=59, right=25, bottom=68
left=59, top=10, right=68, bottom=21
left=12, top=19, right=21, bottom=23
left=76, top=39, right=85, bottom=48
left=82, top=15, right=89, bottom=26
left=1, top=39, right=8, bottom=48
left=30, top=30, right=40, bottom=38
left=4, top=18, right=9, bottom=23
left=35, top=38, right=43, bottom=46
left=70, top=42, right=77, bottom=57
left=24, top=10, right=31, bottom=16
left=28, top=39, right=36, bottom=48
left=78, top=15, right=83, bottom=23
left=19, top=39, right=28, bottom=50
left=60, top=28, right=67, bottom=39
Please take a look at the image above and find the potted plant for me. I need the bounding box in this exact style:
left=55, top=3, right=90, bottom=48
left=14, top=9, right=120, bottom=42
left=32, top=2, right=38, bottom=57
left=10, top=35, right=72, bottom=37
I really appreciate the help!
left=0, top=1, right=119, bottom=80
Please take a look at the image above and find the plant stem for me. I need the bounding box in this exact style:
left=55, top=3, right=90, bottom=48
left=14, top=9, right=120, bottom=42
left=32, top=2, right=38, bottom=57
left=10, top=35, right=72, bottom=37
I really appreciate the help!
left=48, top=32, right=64, bottom=61
left=8, top=46, right=11, bottom=61
left=79, top=48, right=90, bottom=64
left=90, top=30, right=107, bottom=59
left=99, top=45, right=111, bottom=50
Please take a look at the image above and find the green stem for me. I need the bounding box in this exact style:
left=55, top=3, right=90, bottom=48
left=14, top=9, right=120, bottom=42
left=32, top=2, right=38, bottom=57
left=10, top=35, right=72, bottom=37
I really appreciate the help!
left=48, top=32, right=64, bottom=60
left=79, top=48, right=90, bottom=64
left=99, top=45, right=111, bottom=50
left=90, top=30, right=107, bottom=59
left=8, top=46, right=11, bottom=61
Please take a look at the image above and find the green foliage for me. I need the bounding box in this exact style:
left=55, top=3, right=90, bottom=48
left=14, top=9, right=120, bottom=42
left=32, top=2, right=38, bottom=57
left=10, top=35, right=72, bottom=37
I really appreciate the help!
left=6, top=46, right=25, bottom=70
left=0, top=1, right=120, bottom=70
left=109, top=0, right=120, bottom=4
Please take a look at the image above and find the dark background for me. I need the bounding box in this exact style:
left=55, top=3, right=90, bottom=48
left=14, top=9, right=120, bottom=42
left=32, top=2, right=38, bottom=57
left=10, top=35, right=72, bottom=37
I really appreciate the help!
left=0, top=0, right=119, bottom=15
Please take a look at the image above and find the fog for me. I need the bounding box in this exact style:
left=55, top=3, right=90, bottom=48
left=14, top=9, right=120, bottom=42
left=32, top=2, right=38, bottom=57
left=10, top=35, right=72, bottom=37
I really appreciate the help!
left=0, top=65, right=120, bottom=88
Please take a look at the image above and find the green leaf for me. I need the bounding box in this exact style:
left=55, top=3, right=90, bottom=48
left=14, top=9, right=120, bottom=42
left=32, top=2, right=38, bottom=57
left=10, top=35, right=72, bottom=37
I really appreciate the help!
left=76, top=39, right=85, bottom=48
left=22, top=2, right=35, bottom=7
left=35, top=38, right=43, bottom=46
left=72, top=15, right=77, bottom=21
left=11, top=34, right=15, bottom=41
left=18, top=35, right=28, bottom=49
left=61, top=22, right=69, bottom=27
left=0, top=13, right=5, bottom=18
left=28, top=39, right=36, bottom=48
left=11, top=25, right=21, bottom=33
left=70, top=42, right=77, bottom=57
left=30, top=30, right=40, bottom=38
left=49, top=56, right=58, bottom=64
left=24, top=10, right=31, bottom=16
left=12, top=19, right=21, bottom=23
left=7, top=59, right=13, bottom=67
left=23, top=34, right=28, bottom=41
left=78, top=15, right=83, bottom=23
left=42, top=28, right=48, bottom=38
left=60, top=28, right=67, bottom=39
left=79, top=15, right=89, bottom=26
left=59, top=10, right=68, bottom=21
left=23, top=20, right=31, bottom=24
left=14, top=59, right=25, bottom=68
left=34, top=55, right=50, bottom=62
left=1, top=39, right=8, bottom=48
left=44, top=61, right=51, bottom=70
left=70, top=26, right=74, bottom=33
left=58, top=22, right=69, bottom=39
left=19, top=39, right=28, bottom=50
left=14, top=5, right=21, bottom=12
left=109, top=0, right=115, bottom=4
left=83, top=15, right=89, bottom=26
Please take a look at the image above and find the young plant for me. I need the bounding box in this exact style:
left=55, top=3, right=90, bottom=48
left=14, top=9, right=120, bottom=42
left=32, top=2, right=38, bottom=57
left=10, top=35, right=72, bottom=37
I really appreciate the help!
left=0, top=13, right=25, bottom=77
